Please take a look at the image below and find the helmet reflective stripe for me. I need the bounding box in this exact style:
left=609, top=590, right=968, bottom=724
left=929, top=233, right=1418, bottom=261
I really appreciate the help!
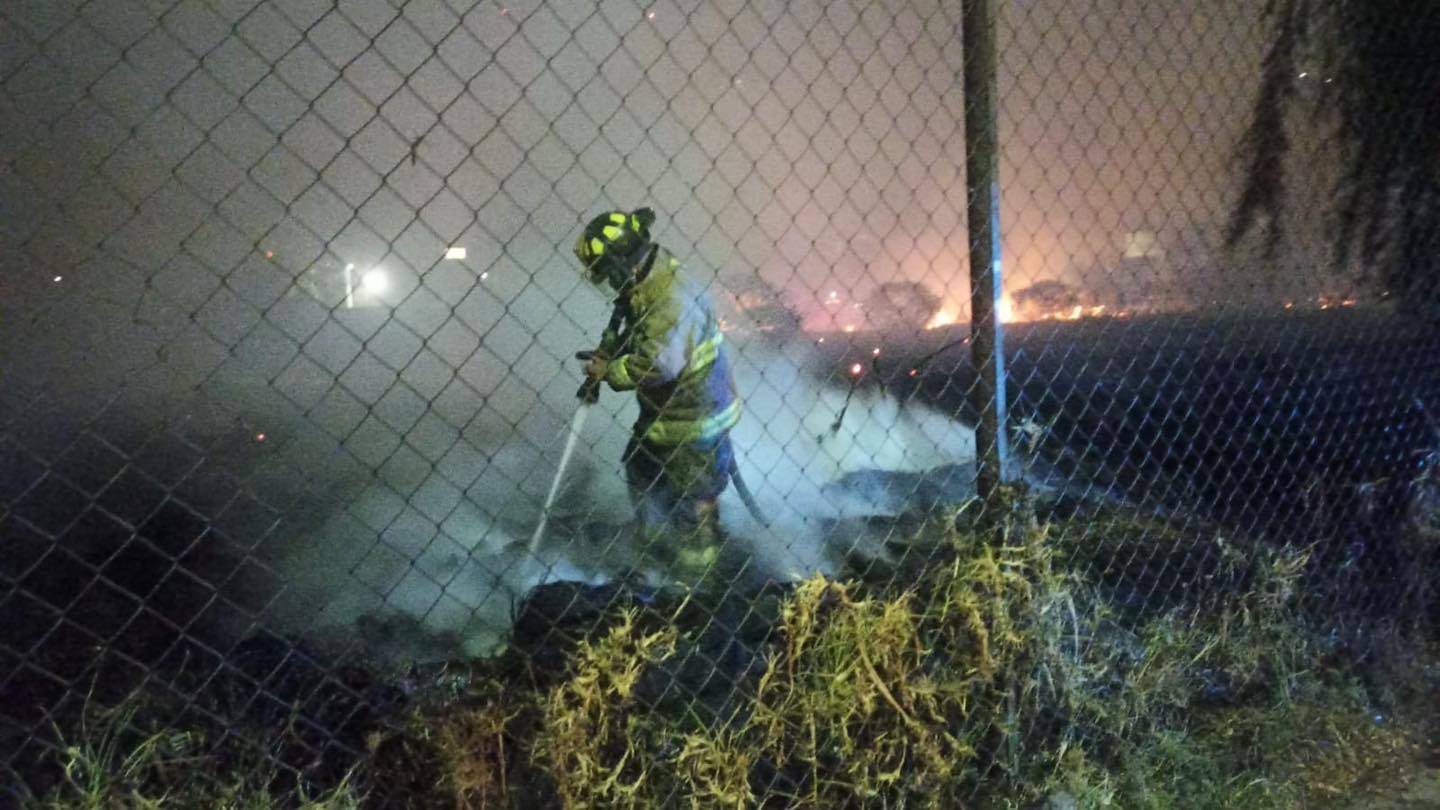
left=577, top=209, right=653, bottom=285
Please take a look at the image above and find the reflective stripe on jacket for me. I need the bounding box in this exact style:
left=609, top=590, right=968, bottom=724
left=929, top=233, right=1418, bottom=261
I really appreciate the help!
left=604, top=248, right=742, bottom=445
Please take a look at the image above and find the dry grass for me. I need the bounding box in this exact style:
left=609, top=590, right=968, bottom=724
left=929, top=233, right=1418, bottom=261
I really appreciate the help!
left=531, top=608, right=679, bottom=810
left=34, top=491, right=1436, bottom=809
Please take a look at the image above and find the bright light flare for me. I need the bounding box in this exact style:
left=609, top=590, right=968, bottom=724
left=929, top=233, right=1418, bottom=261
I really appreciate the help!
left=849, top=362, right=863, bottom=377
left=926, top=307, right=960, bottom=330
left=362, top=270, right=389, bottom=295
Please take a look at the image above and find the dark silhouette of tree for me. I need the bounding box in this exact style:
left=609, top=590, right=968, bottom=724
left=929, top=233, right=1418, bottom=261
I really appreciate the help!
left=1229, top=0, right=1440, bottom=316
left=865, top=281, right=942, bottom=332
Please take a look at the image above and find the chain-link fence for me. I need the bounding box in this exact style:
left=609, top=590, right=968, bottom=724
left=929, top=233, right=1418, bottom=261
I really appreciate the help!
left=3, top=0, right=1439, bottom=805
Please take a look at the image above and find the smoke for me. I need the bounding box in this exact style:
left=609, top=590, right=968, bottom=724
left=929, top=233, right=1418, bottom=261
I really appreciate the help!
left=252, top=334, right=975, bottom=663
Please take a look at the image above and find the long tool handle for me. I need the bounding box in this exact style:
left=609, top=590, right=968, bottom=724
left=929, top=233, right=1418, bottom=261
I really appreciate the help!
left=527, top=404, right=591, bottom=555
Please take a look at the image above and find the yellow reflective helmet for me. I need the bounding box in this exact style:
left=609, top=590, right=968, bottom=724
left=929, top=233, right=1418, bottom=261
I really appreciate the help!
left=575, top=208, right=655, bottom=287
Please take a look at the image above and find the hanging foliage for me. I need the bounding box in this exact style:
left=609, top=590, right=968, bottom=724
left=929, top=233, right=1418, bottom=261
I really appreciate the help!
left=1229, top=0, right=1440, bottom=317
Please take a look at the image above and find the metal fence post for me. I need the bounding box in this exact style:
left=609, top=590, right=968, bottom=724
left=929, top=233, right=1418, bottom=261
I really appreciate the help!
left=963, top=0, right=1013, bottom=532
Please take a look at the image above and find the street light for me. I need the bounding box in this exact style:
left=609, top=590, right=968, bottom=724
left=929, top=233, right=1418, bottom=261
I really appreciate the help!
left=362, top=270, right=389, bottom=296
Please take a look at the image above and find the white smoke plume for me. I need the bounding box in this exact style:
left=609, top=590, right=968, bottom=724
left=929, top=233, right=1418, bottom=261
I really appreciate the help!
left=256, top=334, right=975, bottom=663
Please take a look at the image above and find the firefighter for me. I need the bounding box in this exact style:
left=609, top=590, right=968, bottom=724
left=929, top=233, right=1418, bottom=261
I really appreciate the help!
left=574, top=208, right=741, bottom=586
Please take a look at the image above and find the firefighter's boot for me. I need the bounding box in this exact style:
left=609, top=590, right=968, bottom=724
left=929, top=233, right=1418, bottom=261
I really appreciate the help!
left=673, top=501, right=723, bottom=588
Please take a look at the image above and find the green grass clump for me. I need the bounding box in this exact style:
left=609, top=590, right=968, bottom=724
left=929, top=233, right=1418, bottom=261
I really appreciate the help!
left=38, top=702, right=361, bottom=809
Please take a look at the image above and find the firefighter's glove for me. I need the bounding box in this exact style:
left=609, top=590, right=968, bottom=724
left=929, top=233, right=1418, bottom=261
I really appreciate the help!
left=584, top=353, right=610, bottom=383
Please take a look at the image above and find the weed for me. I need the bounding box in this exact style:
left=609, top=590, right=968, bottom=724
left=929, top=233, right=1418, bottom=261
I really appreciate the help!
left=531, top=608, right=678, bottom=810
left=36, top=494, right=1436, bottom=809
left=38, top=697, right=362, bottom=809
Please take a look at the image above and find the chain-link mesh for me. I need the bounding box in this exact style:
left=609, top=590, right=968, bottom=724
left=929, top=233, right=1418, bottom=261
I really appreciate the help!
left=3, top=0, right=1439, bottom=804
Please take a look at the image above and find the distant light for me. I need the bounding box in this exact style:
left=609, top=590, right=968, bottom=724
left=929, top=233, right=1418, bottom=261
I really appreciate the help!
left=480, top=271, right=489, bottom=280
left=909, top=368, right=918, bottom=377
left=53, top=275, right=62, bottom=283
left=1298, top=71, right=1308, bottom=79
left=255, top=433, right=266, bottom=442
left=345, top=263, right=355, bottom=271
left=445, top=246, right=467, bottom=260
left=264, top=250, right=274, bottom=260
left=927, top=307, right=961, bottom=329
left=849, top=363, right=863, bottom=377
left=843, top=325, right=855, bottom=333
left=500, top=6, right=508, bottom=14
left=817, top=337, right=825, bottom=344
left=1324, top=77, right=1334, bottom=84
left=362, top=270, right=389, bottom=294
left=872, top=347, right=881, bottom=356
left=646, top=10, right=656, bottom=19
